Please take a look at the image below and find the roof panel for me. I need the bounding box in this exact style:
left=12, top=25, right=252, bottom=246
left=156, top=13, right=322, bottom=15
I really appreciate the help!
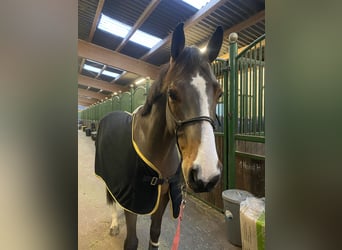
left=92, top=29, right=122, bottom=50
left=139, top=0, right=197, bottom=39
left=78, top=0, right=99, bottom=40
left=102, top=0, right=150, bottom=26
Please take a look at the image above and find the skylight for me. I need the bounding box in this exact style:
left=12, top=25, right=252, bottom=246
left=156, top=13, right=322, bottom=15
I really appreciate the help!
left=98, top=14, right=130, bottom=38
left=83, top=64, right=101, bottom=74
left=83, top=64, right=119, bottom=79
left=130, top=30, right=162, bottom=49
left=102, top=70, right=119, bottom=78
left=98, top=14, right=162, bottom=49
left=182, top=0, right=210, bottom=9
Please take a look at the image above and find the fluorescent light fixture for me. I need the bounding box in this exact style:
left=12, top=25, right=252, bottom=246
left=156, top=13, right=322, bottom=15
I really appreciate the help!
left=98, top=14, right=130, bottom=38
left=182, top=0, right=210, bottom=9
left=135, top=78, right=146, bottom=85
left=98, top=14, right=162, bottom=48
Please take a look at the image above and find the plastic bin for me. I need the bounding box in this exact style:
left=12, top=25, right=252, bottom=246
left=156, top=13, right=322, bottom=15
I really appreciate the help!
left=85, top=128, right=91, bottom=136
left=222, top=189, right=253, bottom=246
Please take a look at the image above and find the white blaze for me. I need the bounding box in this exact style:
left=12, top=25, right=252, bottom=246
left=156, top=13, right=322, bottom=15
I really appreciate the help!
left=190, top=73, right=220, bottom=182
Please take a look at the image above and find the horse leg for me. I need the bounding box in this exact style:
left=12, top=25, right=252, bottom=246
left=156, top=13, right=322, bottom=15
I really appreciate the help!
left=124, top=210, right=138, bottom=250
left=109, top=202, right=120, bottom=236
left=149, top=193, right=169, bottom=250
left=106, top=190, right=120, bottom=236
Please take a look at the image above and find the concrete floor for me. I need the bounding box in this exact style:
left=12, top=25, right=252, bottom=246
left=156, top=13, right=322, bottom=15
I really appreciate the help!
left=78, top=129, right=241, bottom=250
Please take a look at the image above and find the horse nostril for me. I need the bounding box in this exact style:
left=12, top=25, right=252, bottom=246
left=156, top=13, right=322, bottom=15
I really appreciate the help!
left=189, top=167, right=198, bottom=183
left=206, top=174, right=220, bottom=191
left=187, top=166, right=220, bottom=193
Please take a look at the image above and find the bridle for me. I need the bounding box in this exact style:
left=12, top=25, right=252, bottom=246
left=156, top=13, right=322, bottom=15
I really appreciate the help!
left=166, top=92, right=216, bottom=140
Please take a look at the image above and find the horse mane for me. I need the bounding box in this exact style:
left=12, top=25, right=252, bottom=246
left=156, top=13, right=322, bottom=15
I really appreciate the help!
left=140, top=47, right=204, bottom=116
left=140, top=63, right=170, bottom=116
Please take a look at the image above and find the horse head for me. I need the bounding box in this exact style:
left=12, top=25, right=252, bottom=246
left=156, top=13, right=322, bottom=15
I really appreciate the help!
left=165, top=23, right=223, bottom=193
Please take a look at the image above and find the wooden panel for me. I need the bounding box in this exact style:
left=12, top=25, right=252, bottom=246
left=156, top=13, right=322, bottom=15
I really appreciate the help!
left=236, top=140, right=265, bottom=156
left=235, top=156, right=265, bottom=197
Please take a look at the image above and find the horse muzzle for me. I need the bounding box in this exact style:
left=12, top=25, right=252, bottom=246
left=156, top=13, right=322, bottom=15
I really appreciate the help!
left=187, top=163, right=221, bottom=193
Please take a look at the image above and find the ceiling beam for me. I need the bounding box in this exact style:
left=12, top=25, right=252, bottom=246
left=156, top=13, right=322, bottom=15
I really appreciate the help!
left=78, top=88, right=108, bottom=100
left=116, top=0, right=161, bottom=52
left=78, top=74, right=128, bottom=93
left=223, top=10, right=265, bottom=38
left=196, top=10, right=265, bottom=53
left=88, top=0, right=105, bottom=42
left=78, top=100, right=93, bottom=106
left=140, top=0, right=225, bottom=60
left=78, top=39, right=160, bottom=79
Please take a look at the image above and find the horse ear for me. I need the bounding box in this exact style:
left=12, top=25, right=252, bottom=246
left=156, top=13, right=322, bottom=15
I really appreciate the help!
left=206, top=26, right=223, bottom=62
left=171, top=23, right=185, bottom=60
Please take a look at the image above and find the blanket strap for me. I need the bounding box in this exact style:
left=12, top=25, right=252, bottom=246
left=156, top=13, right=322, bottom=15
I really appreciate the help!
left=143, top=173, right=179, bottom=186
left=143, top=163, right=181, bottom=186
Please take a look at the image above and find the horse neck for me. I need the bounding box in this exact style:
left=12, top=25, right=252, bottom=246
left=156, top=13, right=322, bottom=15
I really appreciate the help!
left=133, top=97, right=179, bottom=177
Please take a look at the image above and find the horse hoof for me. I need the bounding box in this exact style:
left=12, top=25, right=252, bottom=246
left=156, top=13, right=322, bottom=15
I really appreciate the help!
left=148, top=243, right=159, bottom=250
left=109, top=226, right=120, bottom=236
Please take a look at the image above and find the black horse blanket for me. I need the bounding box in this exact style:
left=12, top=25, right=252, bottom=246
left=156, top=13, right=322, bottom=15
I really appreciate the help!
left=95, top=111, right=182, bottom=218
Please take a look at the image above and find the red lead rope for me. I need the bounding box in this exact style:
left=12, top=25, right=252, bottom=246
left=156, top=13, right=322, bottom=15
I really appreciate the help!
left=171, top=200, right=186, bottom=250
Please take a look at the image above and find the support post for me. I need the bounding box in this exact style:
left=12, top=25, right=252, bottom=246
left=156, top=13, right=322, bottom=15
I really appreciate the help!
left=222, top=60, right=229, bottom=190
left=228, top=33, right=238, bottom=189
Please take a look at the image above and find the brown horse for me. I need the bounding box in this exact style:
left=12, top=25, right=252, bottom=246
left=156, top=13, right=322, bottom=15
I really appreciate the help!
left=95, top=23, right=223, bottom=250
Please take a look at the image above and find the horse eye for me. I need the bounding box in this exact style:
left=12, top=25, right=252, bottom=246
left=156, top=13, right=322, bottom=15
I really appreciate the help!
left=168, top=89, right=178, bottom=101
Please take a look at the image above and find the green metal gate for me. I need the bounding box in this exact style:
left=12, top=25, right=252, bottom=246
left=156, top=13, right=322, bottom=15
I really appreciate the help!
left=228, top=33, right=265, bottom=197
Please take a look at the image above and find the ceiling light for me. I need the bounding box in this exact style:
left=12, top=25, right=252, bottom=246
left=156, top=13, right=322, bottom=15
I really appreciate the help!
left=135, top=78, right=145, bottom=85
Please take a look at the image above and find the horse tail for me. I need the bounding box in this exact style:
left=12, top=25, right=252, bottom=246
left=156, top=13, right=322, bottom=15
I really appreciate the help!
left=106, top=189, right=114, bottom=205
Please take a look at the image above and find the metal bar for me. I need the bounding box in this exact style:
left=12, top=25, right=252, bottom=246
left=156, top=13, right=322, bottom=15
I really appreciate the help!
left=237, top=34, right=265, bottom=59
left=253, top=44, right=258, bottom=134
left=258, top=44, right=263, bottom=132
left=248, top=49, right=252, bottom=134
left=238, top=57, right=265, bottom=66
left=243, top=58, right=248, bottom=134
left=222, top=59, right=229, bottom=190
left=228, top=33, right=238, bottom=189
left=235, top=134, right=265, bottom=143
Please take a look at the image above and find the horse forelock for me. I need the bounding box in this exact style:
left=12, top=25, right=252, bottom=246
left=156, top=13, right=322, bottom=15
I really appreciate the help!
left=140, top=46, right=211, bottom=116
left=172, top=46, right=208, bottom=76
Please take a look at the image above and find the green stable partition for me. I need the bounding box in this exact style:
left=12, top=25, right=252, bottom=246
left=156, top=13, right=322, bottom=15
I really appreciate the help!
left=132, top=86, right=147, bottom=111
left=120, top=92, right=132, bottom=113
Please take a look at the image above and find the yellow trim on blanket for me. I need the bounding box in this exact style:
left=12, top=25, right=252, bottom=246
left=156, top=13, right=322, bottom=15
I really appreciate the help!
left=131, top=113, right=162, bottom=215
